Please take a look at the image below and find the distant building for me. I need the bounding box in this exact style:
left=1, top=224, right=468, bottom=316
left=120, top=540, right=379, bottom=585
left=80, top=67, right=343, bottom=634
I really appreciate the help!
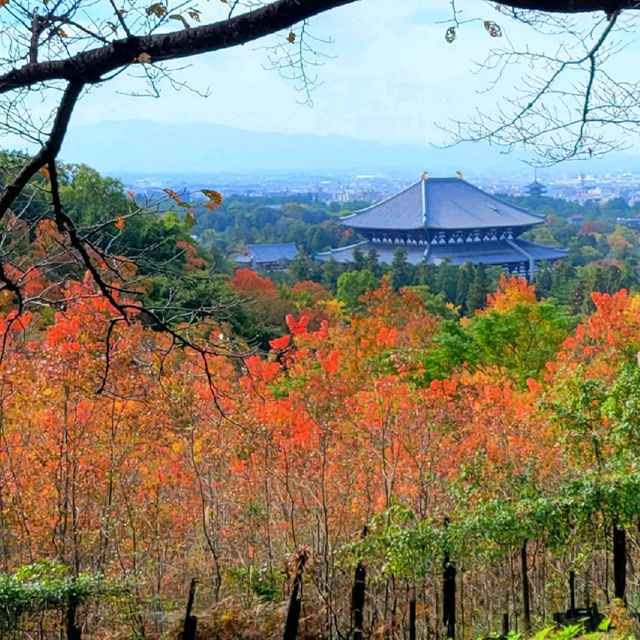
left=567, top=213, right=585, bottom=225
left=526, top=179, right=547, bottom=198
left=617, top=217, right=640, bottom=230
left=233, top=242, right=299, bottom=271
left=316, top=175, right=566, bottom=279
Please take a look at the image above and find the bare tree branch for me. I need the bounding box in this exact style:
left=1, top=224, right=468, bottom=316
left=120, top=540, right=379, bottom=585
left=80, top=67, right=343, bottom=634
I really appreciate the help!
left=0, top=0, right=356, bottom=94
left=0, top=80, right=83, bottom=217
left=494, top=0, right=639, bottom=14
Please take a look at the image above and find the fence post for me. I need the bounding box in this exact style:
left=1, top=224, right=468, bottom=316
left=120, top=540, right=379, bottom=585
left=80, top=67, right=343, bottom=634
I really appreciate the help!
left=66, top=595, right=81, bottom=640
left=351, top=526, right=368, bottom=640
left=521, top=541, right=531, bottom=634
left=351, top=562, right=366, bottom=640
left=502, top=612, right=509, bottom=638
left=613, top=524, right=626, bottom=601
left=409, top=591, right=417, bottom=640
left=569, top=571, right=576, bottom=615
left=183, top=578, right=197, bottom=640
left=442, top=518, right=456, bottom=639
left=283, top=548, right=309, bottom=640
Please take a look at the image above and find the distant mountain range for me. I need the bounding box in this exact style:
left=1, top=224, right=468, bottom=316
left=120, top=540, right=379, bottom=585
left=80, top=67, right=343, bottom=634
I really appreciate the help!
left=59, top=120, right=639, bottom=178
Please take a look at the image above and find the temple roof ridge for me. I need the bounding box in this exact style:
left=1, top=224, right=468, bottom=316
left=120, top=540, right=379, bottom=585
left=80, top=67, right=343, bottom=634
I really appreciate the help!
left=342, top=176, right=545, bottom=232
left=339, top=181, right=422, bottom=223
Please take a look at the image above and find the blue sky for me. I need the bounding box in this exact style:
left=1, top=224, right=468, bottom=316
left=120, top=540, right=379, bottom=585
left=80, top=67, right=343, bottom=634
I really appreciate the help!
left=7, top=0, right=639, bottom=168
left=67, top=1, right=587, bottom=145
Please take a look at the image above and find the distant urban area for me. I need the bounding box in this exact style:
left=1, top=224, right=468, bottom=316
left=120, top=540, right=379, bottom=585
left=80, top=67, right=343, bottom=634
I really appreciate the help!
left=121, top=168, right=640, bottom=207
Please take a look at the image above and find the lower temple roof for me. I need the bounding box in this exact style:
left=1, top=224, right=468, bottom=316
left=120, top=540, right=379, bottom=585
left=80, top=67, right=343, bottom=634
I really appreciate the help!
left=233, top=242, right=299, bottom=264
left=315, top=239, right=567, bottom=267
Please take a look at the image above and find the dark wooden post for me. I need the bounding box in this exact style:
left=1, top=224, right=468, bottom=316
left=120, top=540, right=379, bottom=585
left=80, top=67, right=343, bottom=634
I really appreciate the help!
left=351, top=562, right=366, bottom=640
left=443, top=557, right=456, bottom=639
left=569, top=571, right=576, bottom=615
left=502, top=612, right=509, bottom=638
left=442, top=519, right=456, bottom=640
left=613, top=524, right=626, bottom=601
left=521, top=541, right=531, bottom=634
left=409, top=588, right=417, bottom=640
left=183, top=578, right=197, bottom=640
left=283, top=548, right=309, bottom=640
left=66, top=595, right=81, bottom=640
left=351, top=526, right=367, bottom=640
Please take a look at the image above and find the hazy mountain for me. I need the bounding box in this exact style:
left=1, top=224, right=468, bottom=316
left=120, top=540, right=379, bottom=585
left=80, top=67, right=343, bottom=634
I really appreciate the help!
left=58, top=120, right=640, bottom=180
left=60, top=120, right=535, bottom=175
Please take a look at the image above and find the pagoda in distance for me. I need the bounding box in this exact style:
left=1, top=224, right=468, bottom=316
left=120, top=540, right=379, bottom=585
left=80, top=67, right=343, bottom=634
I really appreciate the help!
left=317, top=172, right=566, bottom=278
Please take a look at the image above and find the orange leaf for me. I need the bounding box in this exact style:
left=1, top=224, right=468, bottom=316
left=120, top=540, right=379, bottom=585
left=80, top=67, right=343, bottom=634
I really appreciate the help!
left=201, top=189, right=223, bottom=208
left=163, top=188, right=181, bottom=203
left=269, top=335, right=291, bottom=351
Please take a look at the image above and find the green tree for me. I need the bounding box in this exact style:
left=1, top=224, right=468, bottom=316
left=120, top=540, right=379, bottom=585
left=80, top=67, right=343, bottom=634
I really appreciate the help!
left=390, top=247, right=414, bottom=290
left=364, top=248, right=381, bottom=276
left=454, top=263, right=474, bottom=312
left=467, top=264, right=489, bottom=313
left=336, top=269, right=378, bottom=312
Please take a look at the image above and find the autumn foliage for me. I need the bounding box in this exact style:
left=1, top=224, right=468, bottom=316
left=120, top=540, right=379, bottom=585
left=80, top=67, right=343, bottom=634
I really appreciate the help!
left=1, top=273, right=640, bottom=637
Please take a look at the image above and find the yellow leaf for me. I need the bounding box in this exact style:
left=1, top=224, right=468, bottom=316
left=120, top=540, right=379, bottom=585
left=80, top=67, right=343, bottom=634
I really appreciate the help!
left=145, top=2, right=166, bottom=18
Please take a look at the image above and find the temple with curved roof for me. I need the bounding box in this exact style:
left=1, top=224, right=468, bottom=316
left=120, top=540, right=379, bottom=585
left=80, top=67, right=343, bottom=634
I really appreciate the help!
left=233, top=242, right=299, bottom=270
left=316, top=175, right=566, bottom=278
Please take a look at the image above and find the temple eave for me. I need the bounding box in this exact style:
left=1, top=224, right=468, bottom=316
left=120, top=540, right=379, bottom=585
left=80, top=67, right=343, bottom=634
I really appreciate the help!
left=315, top=239, right=567, bottom=272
